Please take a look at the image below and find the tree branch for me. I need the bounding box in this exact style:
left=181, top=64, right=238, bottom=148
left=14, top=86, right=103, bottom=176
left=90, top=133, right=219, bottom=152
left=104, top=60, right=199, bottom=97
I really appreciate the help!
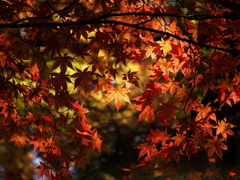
left=0, top=19, right=233, bottom=53
left=100, top=12, right=226, bottom=20
left=11, top=12, right=226, bottom=25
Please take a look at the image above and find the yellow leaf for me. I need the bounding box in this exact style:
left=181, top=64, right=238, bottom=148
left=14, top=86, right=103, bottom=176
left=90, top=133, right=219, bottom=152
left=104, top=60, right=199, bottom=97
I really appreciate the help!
left=156, top=38, right=172, bottom=54
left=105, top=84, right=131, bottom=111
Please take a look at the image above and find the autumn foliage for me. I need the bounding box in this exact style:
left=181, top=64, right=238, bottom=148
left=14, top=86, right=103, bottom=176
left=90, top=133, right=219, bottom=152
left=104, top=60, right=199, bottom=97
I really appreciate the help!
left=0, top=0, right=240, bottom=179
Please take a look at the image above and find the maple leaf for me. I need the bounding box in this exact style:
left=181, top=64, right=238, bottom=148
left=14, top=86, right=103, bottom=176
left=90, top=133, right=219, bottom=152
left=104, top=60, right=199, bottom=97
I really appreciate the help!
left=203, top=168, right=222, bottom=180
left=158, top=101, right=178, bottom=120
left=193, top=133, right=206, bottom=148
left=214, top=119, right=236, bottom=138
left=165, top=80, right=180, bottom=96
left=105, top=84, right=131, bottom=111
left=71, top=67, right=94, bottom=92
left=1, top=102, right=18, bottom=119
left=111, top=42, right=128, bottom=65
left=171, top=133, right=186, bottom=146
left=185, top=171, right=202, bottom=180
left=71, top=101, right=89, bottom=121
left=175, top=84, right=191, bottom=101
left=154, top=57, right=173, bottom=80
left=144, top=45, right=158, bottom=59
left=182, top=141, right=199, bottom=161
left=51, top=53, right=74, bottom=73
left=30, top=131, right=46, bottom=150
left=195, top=103, right=217, bottom=122
left=88, top=56, right=108, bottom=75
left=36, top=162, right=52, bottom=177
left=147, top=128, right=170, bottom=145
left=216, top=77, right=235, bottom=92
left=135, top=143, right=158, bottom=160
left=49, top=72, right=72, bottom=91
left=9, top=132, right=30, bottom=147
left=92, top=132, right=103, bottom=154
left=74, top=153, right=91, bottom=170
left=138, top=105, right=155, bottom=123
left=122, top=70, right=140, bottom=87
left=93, top=76, right=114, bottom=93
left=78, top=120, right=94, bottom=134
left=105, top=66, right=119, bottom=79
left=205, top=136, right=228, bottom=159
left=160, top=142, right=181, bottom=163
left=156, top=38, right=172, bottom=54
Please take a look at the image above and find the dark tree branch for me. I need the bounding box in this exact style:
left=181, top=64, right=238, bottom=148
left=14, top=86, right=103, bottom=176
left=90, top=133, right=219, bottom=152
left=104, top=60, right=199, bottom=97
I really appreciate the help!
left=10, top=12, right=226, bottom=25
left=100, top=12, right=226, bottom=20
left=0, top=19, right=234, bottom=53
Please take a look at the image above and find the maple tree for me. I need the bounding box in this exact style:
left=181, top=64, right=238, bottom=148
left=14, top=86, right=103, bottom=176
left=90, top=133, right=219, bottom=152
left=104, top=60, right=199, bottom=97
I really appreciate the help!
left=0, top=0, right=240, bottom=179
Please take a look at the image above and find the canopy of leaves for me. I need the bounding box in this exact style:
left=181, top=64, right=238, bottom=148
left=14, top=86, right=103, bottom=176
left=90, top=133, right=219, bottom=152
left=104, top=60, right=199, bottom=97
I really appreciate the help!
left=0, top=0, right=240, bottom=179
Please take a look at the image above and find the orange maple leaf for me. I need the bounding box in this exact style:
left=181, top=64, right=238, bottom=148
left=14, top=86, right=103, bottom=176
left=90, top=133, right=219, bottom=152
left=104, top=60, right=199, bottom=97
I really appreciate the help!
left=9, top=133, right=30, bottom=147
left=171, top=133, right=186, bottom=146
left=135, top=143, right=158, bottom=160
left=205, top=136, right=227, bottom=159
left=71, top=101, right=89, bottom=121
left=138, top=105, right=155, bottom=123
left=147, top=128, right=170, bottom=145
left=182, top=141, right=199, bottom=161
left=195, top=103, right=217, bottom=121
left=160, top=142, right=180, bottom=163
left=154, top=57, right=173, bottom=80
left=215, top=119, right=236, bottom=138
left=92, top=132, right=103, bottom=154
left=93, top=76, right=114, bottom=93
left=105, top=84, right=131, bottom=111
left=175, top=84, right=190, bottom=101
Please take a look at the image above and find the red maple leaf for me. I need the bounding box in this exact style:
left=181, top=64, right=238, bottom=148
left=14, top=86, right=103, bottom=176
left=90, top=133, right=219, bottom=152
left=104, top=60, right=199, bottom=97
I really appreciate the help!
left=1, top=102, right=18, bottom=119
left=71, top=67, right=94, bottom=92
left=51, top=53, right=74, bottom=73
left=88, top=56, right=108, bottom=75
